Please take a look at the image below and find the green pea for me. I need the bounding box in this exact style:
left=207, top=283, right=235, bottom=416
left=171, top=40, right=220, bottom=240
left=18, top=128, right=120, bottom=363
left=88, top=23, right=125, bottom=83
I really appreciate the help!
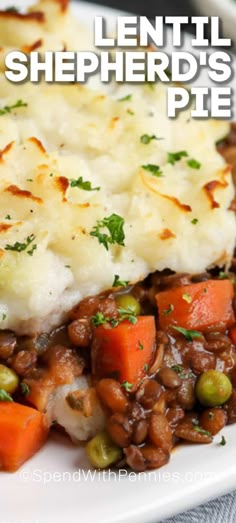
left=196, top=370, right=232, bottom=407
left=86, top=431, right=122, bottom=469
left=0, top=364, right=19, bottom=394
left=115, top=294, right=141, bottom=316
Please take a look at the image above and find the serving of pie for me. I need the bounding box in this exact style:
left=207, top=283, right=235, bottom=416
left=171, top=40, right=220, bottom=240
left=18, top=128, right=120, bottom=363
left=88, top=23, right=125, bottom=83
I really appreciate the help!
left=0, top=0, right=235, bottom=476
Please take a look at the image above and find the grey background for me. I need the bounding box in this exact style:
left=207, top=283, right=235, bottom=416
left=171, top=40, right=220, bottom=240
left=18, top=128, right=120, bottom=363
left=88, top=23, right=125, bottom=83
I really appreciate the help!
left=76, top=0, right=236, bottom=520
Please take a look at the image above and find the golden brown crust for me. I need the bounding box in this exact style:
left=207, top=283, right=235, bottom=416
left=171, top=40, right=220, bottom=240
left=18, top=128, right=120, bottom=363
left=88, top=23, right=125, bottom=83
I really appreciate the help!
left=0, top=142, right=15, bottom=162
left=22, top=39, right=43, bottom=53
left=161, top=193, right=192, bottom=213
left=159, top=229, right=176, bottom=240
left=29, top=137, right=47, bottom=154
left=55, top=176, right=69, bottom=200
left=53, top=0, right=70, bottom=12
left=4, top=185, right=43, bottom=204
left=140, top=171, right=192, bottom=212
left=0, top=223, right=13, bottom=233
left=203, top=181, right=222, bottom=209
left=109, top=116, right=120, bottom=129
left=0, top=11, right=45, bottom=23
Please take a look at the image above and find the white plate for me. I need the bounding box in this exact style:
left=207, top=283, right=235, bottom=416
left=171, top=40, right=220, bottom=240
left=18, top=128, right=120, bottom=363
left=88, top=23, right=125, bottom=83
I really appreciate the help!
left=191, top=0, right=236, bottom=43
left=1, top=2, right=236, bottom=523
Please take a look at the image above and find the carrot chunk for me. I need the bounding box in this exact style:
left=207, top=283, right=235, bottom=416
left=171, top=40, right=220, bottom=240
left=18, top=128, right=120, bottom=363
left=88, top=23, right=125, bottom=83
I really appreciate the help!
left=92, top=316, right=156, bottom=390
left=0, top=402, right=48, bottom=471
left=156, top=280, right=235, bottom=331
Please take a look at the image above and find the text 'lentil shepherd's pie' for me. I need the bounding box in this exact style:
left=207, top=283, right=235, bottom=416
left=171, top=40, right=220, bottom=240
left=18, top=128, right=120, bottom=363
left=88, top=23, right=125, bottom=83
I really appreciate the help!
left=0, top=0, right=235, bottom=473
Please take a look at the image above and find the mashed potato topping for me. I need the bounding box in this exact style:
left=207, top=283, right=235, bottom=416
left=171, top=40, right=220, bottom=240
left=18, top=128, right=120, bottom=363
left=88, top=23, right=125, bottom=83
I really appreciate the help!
left=0, top=0, right=235, bottom=334
left=46, top=377, right=106, bottom=442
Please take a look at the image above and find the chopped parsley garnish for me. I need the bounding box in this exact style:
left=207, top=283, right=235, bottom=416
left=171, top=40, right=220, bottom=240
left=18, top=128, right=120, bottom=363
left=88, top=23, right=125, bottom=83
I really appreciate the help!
left=220, top=435, right=226, bottom=446
left=0, top=99, right=27, bottom=116
left=203, top=288, right=207, bottom=293
left=187, top=158, right=201, bottom=170
left=218, top=272, right=236, bottom=285
left=118, top=94, right=132, bottom=102
left=0, top=389, right=13, bottom=402
left=70, top=176, right=100, bottom=192
left=182, top=293, right=192, bottom=304
left=121, top=381, right=133, bottom=392
left=140, top=134, right=160, bottom=145
left=173, top=326, right=202, bottom=342
left=27, top=178, right=33, bottom=182
left=1, top=313, right=7, bottom=321
left=5, top=234, right=37, bottom=256
left=171, top=364, right=190, bottom=379
left=191, top=218, right=198, bottom=225
left=91, top=306, right=137, bottom=329
left=209, top=412, right=214, bottom=420
left=113, top=275, right=129, bottom=288
left=171, top=365, right=183, bottom=374
left=167, top=151, right=201, bottom=170
left=141, top=164, right=163, bottom=177
left=90, top=213, right=125, bottom=251
left=27, top=244, right=37, bottom=257
left=167, top=151, right=188, bottom=165
left=20, top=383, right=30, bottom=396
left=49, top=173, right=54, bottom=177
left=188, top=372, right=195, bottom=379
left=144, top=363, right=149, bottom=373
left=91, top=312, right=109, bottom=327
left=5, top=214, right=11, bottom=220
left=164, top=304, right=174, bottom=316
left=193, top=425, right=211, bottom=436
left=219, top=272, right=231, bottom=280
left=138, top=340, right=144, bottom=350
left=127, top=109, right=134, bottom=116
left=117, top=306, right=138, bottom=325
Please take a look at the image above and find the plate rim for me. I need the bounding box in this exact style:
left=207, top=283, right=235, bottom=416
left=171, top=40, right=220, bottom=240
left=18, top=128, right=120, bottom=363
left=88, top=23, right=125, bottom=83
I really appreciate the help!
left=0, top=2, right=236, bottom=523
